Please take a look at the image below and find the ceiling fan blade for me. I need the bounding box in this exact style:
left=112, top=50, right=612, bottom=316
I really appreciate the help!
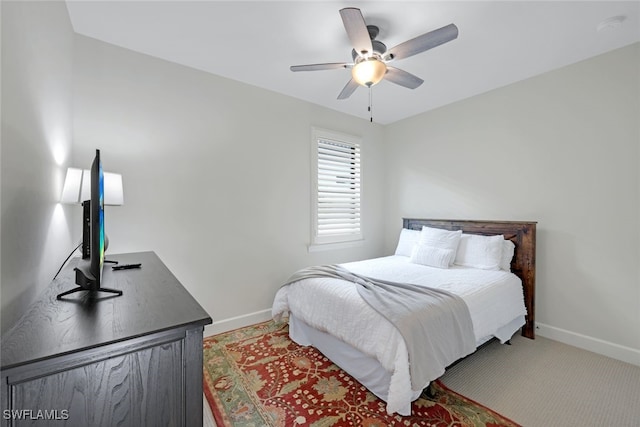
left=290, top=63, right=349, bottom=72
left=387, top=23, right=458, bottom=61
left=339, top=8, right=373, bottom=57
left=385, top=67, right=424, bottom=89
left=337, top=79, right=359, bottom=100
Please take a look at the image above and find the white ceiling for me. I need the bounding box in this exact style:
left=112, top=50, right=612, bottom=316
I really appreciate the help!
left=65, top=1, right=640, bottom=124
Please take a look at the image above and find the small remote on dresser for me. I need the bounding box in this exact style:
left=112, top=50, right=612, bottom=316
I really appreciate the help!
left=112, top=263, right=142, bottom=270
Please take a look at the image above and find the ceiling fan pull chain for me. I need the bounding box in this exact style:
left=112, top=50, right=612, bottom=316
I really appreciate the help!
left=369, top=86, right=373, bottom=123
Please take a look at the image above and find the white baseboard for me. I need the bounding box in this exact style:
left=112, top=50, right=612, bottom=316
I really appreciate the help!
left=204, top=308, right=272, bottom=337
left=203, top=315, right=640, bottom=366
left=536, top=322, right=640, bottom=367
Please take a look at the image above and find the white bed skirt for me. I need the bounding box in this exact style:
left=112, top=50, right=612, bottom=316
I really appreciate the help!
left=288, top=313, right=525, bottom=416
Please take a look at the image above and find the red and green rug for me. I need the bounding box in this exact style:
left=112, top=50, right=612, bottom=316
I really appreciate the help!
left=203, top=320, right=520, bottom=427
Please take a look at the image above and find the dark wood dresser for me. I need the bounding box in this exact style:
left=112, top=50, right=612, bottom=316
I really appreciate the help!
left=1, top=252, right=212, bottom=426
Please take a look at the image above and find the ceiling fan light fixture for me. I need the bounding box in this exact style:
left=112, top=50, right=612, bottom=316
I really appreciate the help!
left=352, top=58, right=387, bottom=87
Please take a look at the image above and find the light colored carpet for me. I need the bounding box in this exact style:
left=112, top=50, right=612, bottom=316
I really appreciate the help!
left=440, top=334, right=640, bottom=427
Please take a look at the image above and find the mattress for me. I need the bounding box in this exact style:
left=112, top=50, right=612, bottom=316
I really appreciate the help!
left=272, top=255, right=527, bottom=415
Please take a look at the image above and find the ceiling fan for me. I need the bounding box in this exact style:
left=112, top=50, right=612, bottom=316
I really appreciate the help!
left=290, top=8, right=459, bottom=100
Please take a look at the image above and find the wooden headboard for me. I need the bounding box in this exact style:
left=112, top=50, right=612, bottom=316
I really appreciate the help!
left=403, top=218, right=537, bottom=339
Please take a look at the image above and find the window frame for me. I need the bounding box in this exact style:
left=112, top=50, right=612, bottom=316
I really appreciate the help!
left=310, top=127, right=363, bottom=250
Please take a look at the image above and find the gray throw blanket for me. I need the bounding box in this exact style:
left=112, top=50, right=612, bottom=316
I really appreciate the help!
left=284, top=264, right=476, bottom=389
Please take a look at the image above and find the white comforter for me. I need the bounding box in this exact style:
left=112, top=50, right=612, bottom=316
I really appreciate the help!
left=272, top=255, right=526, bottom=415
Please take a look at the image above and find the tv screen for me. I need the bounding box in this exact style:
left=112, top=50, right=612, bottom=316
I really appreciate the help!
left=90, top=149, right=105, bottom=289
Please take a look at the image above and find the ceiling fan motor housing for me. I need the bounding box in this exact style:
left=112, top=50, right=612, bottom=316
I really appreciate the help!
left=351, top=40, right=387, bottom=61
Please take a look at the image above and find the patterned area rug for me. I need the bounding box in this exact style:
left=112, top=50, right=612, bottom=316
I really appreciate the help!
left=203, top=320, right=520, bottom=427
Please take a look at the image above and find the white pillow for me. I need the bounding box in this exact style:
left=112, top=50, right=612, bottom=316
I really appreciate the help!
left=501, top=239, right=515, bottom=271
left=394, top=228, right=420, bottom=257
left=409, top=243, right=454, bottom=269
left=454, top=233, right=504, bottom=270
left=418, top=226, right=463, bottom=266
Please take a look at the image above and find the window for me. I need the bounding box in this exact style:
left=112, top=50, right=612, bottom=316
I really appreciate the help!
left=311, top=127, right=362, bottom=248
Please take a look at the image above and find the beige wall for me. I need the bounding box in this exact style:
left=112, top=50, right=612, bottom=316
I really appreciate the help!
left=71, top=35, right=387, bottom=332
left=1, top=1, right=75, bottom=333
left=383, top=43, right=640, bottom=364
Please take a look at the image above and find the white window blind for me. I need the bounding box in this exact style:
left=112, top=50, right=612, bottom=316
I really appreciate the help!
left=311, top=128, right=362, bottom=246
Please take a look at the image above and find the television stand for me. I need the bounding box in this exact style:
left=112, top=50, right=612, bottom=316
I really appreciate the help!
left=55, top=285, right=123, bottom=300
left=56, top=262, right=123, bottom=300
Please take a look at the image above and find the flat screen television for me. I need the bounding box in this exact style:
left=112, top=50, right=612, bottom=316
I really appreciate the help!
left=57, top=149, right=122, bottom=300
left=91, top=149, right=105, bottom=286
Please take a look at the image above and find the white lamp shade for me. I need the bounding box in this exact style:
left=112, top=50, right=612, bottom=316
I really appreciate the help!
left=60, top=168, right=84, bottom=204
left=104, top=172, right=124, bottom=205
left=61, top=167, right=124, bottom=206
left=79, top=169, right=91, bottom=202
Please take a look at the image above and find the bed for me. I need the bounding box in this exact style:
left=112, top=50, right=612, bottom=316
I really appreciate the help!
left=272, top=218, right=536, bottom=416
